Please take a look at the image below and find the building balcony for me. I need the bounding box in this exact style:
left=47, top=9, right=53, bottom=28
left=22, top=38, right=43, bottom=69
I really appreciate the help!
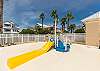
left=3, top=26, right=12, bottom=29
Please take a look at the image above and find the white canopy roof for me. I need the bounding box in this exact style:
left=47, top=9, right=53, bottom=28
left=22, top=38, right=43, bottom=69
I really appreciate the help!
left=4, top=22, right=11, bottom=25
left=81, top=11, right=100, bottom=22
left=4, top=21, right=15, bottom=25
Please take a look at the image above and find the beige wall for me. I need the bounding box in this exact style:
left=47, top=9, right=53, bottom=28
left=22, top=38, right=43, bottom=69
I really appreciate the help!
left=85, top=18, right=100, bottom=47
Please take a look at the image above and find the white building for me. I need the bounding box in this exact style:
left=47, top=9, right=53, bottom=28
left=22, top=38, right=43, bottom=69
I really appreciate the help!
left=36, top=23, right=52, bottom=28
left=3, top=21, right=19, bottom=33
left=36, top=23, right=61, bottom=33
left=81, top=11, right=100, bottom=47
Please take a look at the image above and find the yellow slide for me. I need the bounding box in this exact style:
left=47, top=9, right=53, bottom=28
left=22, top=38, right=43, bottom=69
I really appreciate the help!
left=7, top=41, right=54, bottom=69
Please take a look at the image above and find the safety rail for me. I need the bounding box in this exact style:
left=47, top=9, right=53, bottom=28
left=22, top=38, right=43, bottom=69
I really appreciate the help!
left=0, top=33, right=85, bottom=46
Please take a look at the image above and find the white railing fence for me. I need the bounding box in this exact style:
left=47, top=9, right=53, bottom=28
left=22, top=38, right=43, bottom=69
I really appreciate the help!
left=0, top=33, right=86, bottom=46
left=59, top=33, right=86, bottom=43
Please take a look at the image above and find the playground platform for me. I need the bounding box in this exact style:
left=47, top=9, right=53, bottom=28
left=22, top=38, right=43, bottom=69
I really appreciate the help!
left=0, top=42, right=100, bottom=71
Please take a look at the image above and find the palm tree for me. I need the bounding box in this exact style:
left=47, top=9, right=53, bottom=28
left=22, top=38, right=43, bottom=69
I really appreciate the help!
left=50, top=9, right=58, bottom=29
left=39, top=13, right=45, bottom=29
left=65, top=11, right=74, bottom=32
left=82, top=23, right=86, bottom=32
left=0, top=0, right=3, bottom=33
left=68, top=24, right=76, bottom=33
left=50, top=9, right=58, bottom=48
left=61, top=17, right=66, bottom=33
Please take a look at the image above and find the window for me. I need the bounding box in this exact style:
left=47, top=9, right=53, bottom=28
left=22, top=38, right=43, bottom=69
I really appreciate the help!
left=4, top=29, right=11, bottom=32
left=4, top=24, right=11, bottom=27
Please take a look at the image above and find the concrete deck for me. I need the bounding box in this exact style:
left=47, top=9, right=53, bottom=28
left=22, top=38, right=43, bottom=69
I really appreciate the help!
left=0, top=42, right=100, bottom=71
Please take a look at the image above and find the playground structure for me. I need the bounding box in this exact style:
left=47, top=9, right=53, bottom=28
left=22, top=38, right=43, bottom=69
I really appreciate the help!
left=7, top=41, right=54, bottom=69
left=7, top=35, right=71, bottom=69
left=7, top=19, right=71, bottom=69
left=56, top=36, right=70, bottom=52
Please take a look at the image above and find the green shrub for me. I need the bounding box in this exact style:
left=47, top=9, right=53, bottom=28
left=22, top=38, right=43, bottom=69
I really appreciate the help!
left=19, top=29, right=35, bottom=34
left=74, top=28, right=85, bottom=33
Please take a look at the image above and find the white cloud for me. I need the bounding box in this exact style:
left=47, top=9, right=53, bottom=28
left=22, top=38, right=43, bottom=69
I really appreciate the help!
left=67, top=0, right=100, bottom=11
left=18, top=11, right=41, bottom=27
left=20, top=11, right=41, bottom=21
left=4, top=0, right=100, bottom=28
left=15, top=0, right=33, bottom=7
left=4, top=0, right=16, bottom=18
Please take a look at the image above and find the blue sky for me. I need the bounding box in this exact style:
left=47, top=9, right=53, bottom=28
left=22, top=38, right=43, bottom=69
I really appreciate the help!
left=3, top=0, right=100, bottom=28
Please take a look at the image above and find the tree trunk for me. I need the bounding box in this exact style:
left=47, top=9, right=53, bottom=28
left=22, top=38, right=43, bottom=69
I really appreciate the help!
left=71, top=29, right=73, bottom=33
left=71, top=29, right=72, bottom=33
left=0, top=0, right=3, bottom=33
left=61, top=24, right=65, bottom=33
left=53, top=19, right=57, bottom=32
left=61, top=24, right=63, bottom=33
left=67, top=19, right=70, bottom=32
left=63, top=24, right=65, bottom=32
left=42, top=18, right=43, bottom=29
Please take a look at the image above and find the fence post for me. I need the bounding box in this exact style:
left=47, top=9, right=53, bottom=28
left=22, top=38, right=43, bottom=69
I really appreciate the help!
left=66, top=34, right=67, bottom=43
left=34, top=35, right=36, bottom=42
left=2, top=34, right=3, bottom=45
left=1, top=34, right=2, bottom=45
left=74, top=33, right=75, bottom=42
left=28, top=34, right=30, bottom=42
left=22, top=34, right=24, bottom=43
left=11, top=34, right=14, bottom=43
left=2, top=34, right=4, bottom=45
left=18, top=34, right=19, bottom=44
left=38, top=35, right=39, bottom=42
left=5, top=34, right=7, bottom=44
